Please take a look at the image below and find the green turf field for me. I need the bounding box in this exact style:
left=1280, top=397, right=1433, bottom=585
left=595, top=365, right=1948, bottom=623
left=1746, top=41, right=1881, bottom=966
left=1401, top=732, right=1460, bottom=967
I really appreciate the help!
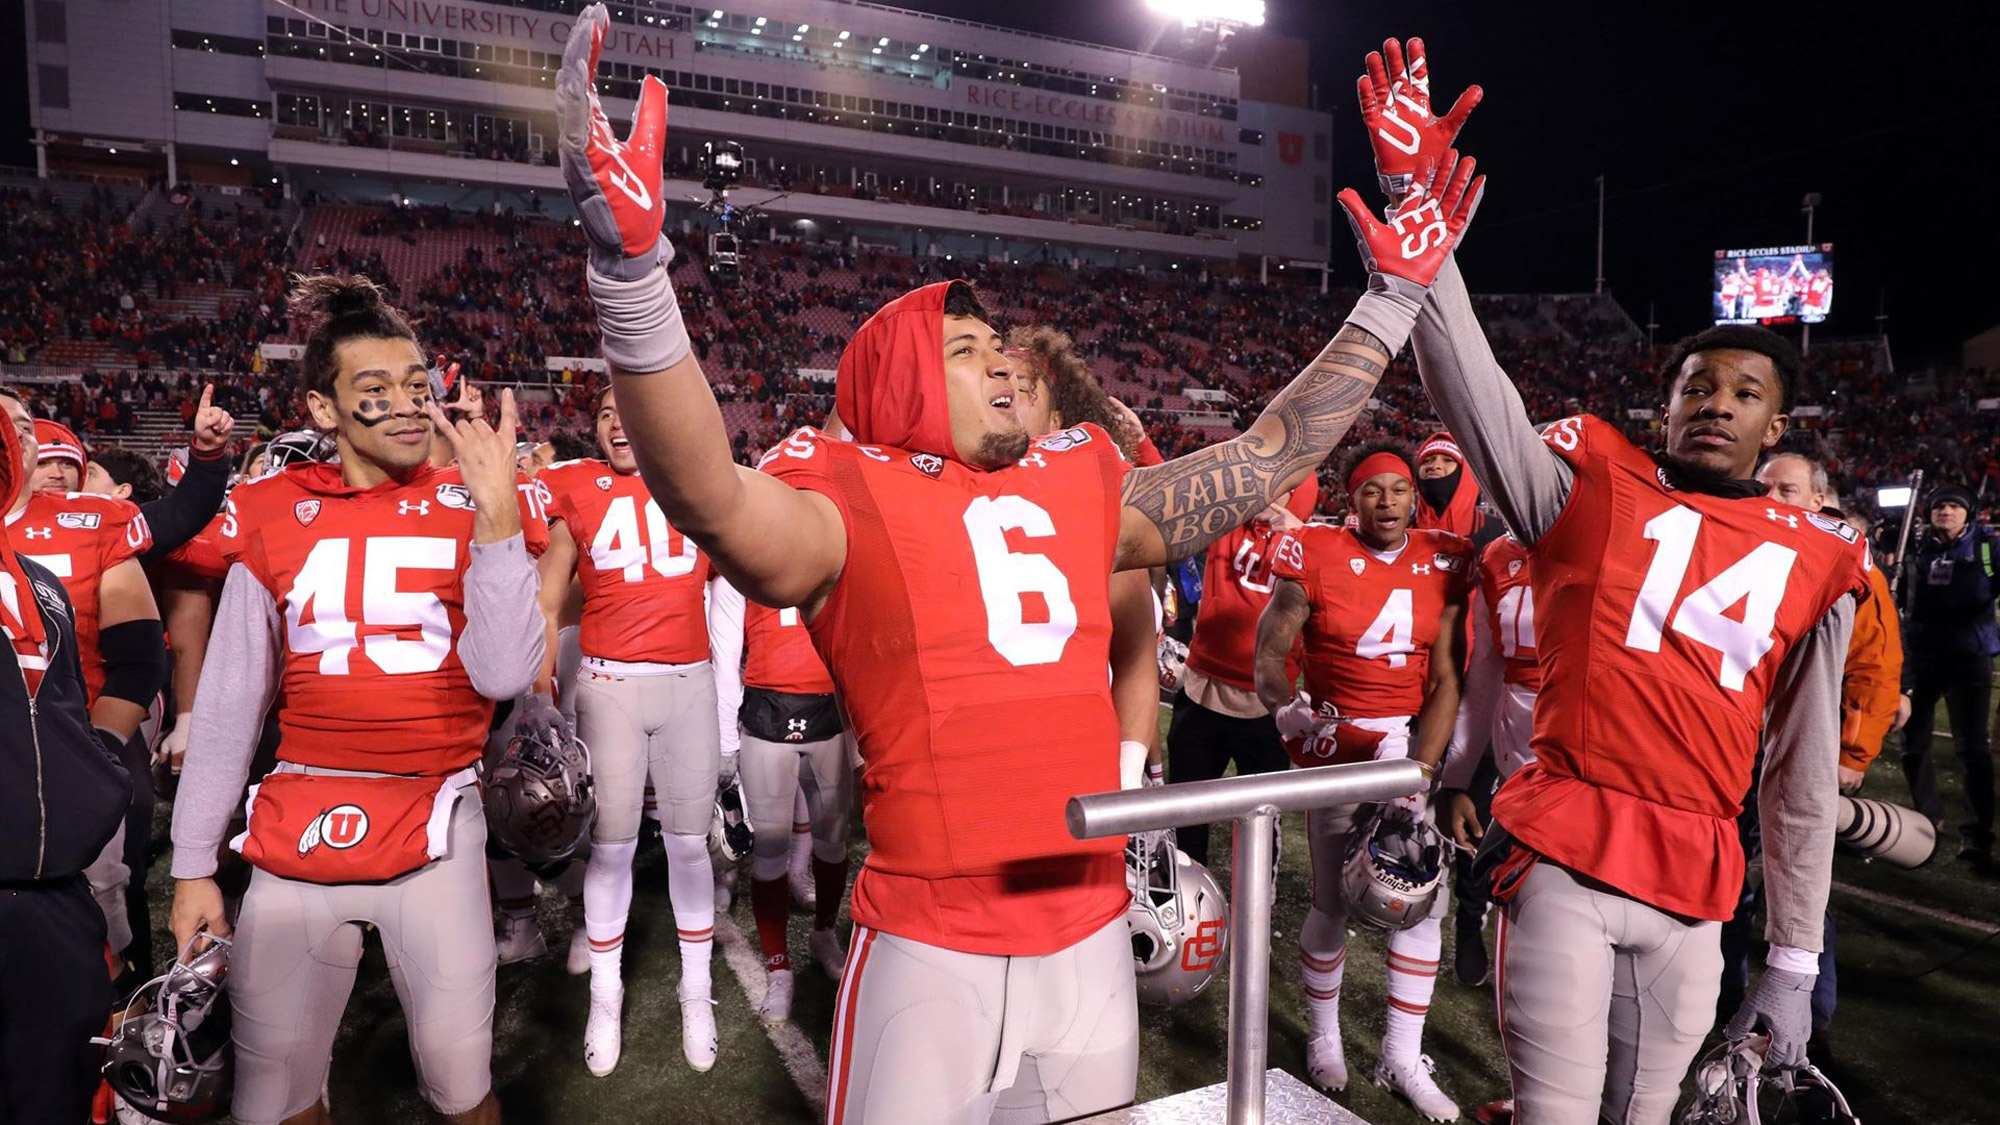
left=141, top=707, right=1999, bottom=1124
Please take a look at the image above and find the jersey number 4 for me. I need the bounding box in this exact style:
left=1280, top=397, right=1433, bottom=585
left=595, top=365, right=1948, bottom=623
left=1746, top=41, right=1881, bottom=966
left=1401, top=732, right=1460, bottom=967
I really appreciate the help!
left=1623, top=506, right=1798, bottom=691
left=285, top=537, right=456, bottom=675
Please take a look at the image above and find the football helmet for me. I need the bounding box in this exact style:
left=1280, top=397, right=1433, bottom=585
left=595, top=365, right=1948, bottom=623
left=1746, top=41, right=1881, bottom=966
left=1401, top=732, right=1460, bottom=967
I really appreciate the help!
left=485, top=720, right=595, bottom=863
left=97, top=935, right=234, bottom=1124
left=264, top=429, right=339, bottom=469
left=1342, top=805, right=1446, bottom=932
left=1125, top=832, right=1229, bottom=1006
left=1682, top=1038, right=1859, bottom=1125
left=710, top=777, right=754, bottom=863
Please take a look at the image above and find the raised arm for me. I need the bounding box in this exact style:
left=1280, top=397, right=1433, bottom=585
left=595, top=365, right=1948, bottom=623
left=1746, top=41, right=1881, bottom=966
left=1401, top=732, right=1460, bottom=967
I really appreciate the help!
left=1117, top=156, right=1486, bottom=570
left=1108, top=569, right=1161, bottom=787
left=1348, top=37, right=1573, bottom=544
left=556, top=6, right=844, bottom=611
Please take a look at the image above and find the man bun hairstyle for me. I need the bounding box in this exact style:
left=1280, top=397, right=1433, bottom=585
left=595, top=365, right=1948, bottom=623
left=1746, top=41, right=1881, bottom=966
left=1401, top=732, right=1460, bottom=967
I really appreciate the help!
left=288, top=273, right=420, bottom=401
left=1658, top=324, right=1802, bottom=414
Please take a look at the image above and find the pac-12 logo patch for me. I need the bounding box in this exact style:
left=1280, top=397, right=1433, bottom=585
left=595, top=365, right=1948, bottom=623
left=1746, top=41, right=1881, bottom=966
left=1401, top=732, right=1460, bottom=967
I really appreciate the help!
left=1349, top=557, right=1366, bottom=576
left=909, top=453, right=944, bottom=478
left=298, top=804, right=370, bottom=856
left=1507, top=559, right=1523, bottom=578
left=595, top=475, right=614, bottom=491
left=295, top=499, right=322, bottom=527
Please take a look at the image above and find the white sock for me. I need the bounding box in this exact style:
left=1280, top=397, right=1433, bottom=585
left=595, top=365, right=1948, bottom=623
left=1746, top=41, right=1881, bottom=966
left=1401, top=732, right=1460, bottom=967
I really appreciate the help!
left=584, top=837, right=638, bottom=993
left=1300, top=907, right=1347, bottom=1039
left=1382, top=917, right=1442, bottom=1065
left=663, top=831, right=716, bottom=997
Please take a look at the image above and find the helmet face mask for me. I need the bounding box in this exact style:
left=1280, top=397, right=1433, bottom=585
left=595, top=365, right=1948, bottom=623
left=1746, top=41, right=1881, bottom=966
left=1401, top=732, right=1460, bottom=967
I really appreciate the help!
left=485, top=720, right=595, bottom=864
left=1124, top=832, right=1228, bottom=1006
left=710, top=777, right=754, bottom=862
left=99, top=935, right=235, bottom=1123
left=1681, top=1037, right=1859, bottom=1125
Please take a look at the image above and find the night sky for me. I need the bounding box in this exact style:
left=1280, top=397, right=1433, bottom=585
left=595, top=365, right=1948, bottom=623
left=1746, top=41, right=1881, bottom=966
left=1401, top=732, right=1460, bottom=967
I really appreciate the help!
left=3, top=0, right=1991, bottom=365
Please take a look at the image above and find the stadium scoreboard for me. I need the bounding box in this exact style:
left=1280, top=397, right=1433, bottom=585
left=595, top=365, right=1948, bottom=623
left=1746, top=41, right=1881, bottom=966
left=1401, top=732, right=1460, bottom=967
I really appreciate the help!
left=1713, top=243, right=1833, bottom=326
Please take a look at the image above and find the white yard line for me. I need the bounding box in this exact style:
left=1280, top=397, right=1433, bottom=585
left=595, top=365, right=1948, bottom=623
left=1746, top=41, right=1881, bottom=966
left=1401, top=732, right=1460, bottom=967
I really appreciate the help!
left=714, top=910, right=829, bottom=1116
left=1831, top=879, right=2000, bottom=934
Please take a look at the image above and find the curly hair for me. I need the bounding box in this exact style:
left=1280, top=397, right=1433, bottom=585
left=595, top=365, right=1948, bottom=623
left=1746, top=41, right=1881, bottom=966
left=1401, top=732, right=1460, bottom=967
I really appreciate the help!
left=1005, top=325, right=1137, bottom=462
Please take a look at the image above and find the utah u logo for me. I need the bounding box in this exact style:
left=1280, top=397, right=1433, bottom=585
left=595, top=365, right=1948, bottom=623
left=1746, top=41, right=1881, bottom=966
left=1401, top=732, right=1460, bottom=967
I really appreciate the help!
left=1278, top=132, right=1305, bottom=165
left=298, top=804, right=370, bottom=856
left=1181, top=917, right=1226, bottom=971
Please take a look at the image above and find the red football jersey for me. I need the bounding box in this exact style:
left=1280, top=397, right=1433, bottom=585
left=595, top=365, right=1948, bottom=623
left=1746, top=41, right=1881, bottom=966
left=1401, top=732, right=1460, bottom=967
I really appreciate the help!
left=1478, top=535, right=1542, bottom=691
left=220, top=463, right=551, bottom=775
left=1271, top=525, right=1474, bottom=719
left=744, top=601, right=835, bottom=695
left=1185, top=523, right=1298, bottom=691
left=1492, top=416, right=1871, bottom=920
left=762, top=423, right=1129, bottom=956
left=541, top=459, right=711, bottom=665
left=1804, top=275, right=1833, bottom=312
left=7, top=491, right=152, bottom=703
left=166, top=511, right=229, bottom=583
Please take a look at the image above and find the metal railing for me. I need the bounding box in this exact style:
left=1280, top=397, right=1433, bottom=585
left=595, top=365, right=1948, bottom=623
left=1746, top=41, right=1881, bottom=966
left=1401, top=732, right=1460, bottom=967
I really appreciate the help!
left=1068, top=759, right=1425, bottom=1125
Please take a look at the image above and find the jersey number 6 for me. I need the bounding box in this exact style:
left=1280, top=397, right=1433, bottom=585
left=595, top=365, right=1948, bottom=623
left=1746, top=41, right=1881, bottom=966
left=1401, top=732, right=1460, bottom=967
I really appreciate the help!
left=962, top=495, right=1078, bottom=667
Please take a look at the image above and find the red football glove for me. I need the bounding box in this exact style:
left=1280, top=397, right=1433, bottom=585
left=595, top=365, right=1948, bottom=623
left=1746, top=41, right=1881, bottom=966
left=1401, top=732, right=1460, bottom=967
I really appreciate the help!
left=1358, top=37, right=1481, bottom=201
left=556, top=3, right=669, bottom=280
left=1337, top=152, right=1485, bottom=294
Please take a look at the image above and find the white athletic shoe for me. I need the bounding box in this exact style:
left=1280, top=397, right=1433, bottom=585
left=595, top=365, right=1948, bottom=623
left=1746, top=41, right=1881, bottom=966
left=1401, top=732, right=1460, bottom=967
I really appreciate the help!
left=760, top=967, right=795, bottom=1025
left=808, top=927, right=846, bottom=982
left=495, top=913, right=546, bottom=965
left=1305, top=1032, right=1348, bottom=1093
left=584, top=985, right=623, bottom=1077
left=1374, top=1053, right=1460, bottom=1122
left=788, top=862, right=817, bottom=911
left=680, top=986, right=719, bottom=1072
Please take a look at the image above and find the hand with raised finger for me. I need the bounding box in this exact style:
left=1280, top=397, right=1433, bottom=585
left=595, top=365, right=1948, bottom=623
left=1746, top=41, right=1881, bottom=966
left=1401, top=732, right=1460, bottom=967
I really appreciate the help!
left=427, top=388, right=524, bottom=542
left=1337, top=150, right=1486, bottom=301
left=557, top=3, right=670, bottom=281
left=190, top=384, right=235, bottom=452
left=1358, top=37, right=1482, bottom=202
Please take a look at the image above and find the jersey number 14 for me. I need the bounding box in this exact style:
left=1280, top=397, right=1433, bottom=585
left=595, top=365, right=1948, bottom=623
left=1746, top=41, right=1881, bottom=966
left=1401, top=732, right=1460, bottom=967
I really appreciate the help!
left=1623, top=506, right=1798, bottom=692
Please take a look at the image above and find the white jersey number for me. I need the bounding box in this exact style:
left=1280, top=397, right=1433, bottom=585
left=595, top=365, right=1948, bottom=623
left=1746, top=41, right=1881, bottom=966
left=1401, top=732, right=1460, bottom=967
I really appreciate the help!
left=962, top=495, right=1078, bottom=667
left=19, top=553, right=72, bottom=579
left=591, top=494, right=698, bottom=583
left=285, top=536, right=457, bottom=675
left=1622, top=506, right=1798, bottom=692
left=1356, top=588, right=1416, bottom=668
left=1495, top=584, right=1536, bottom=658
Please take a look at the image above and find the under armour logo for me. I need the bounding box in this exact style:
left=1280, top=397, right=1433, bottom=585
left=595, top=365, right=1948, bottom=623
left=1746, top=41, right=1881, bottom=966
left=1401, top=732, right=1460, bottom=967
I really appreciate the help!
left=398, top=500, right=431, bottom=516
left=785, top=717, right=808, bottom=743
left=21, top=527, right=50, bottom=540
left=1765, top=507, right=1799, bottom=528
left=1410, top=563, right=1432, bottom=575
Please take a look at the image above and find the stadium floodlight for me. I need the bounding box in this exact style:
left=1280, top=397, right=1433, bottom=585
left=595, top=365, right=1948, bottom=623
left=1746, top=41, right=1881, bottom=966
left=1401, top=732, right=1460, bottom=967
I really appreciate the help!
left=1143, top=0, right=1266, bottom=27
left=1877, top=486, right=1913, bottom=508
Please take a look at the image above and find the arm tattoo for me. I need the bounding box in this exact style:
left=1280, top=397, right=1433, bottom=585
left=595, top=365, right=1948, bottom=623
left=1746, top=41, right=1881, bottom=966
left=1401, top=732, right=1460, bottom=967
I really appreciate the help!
left=1122, top=325, right=1389, bottom=561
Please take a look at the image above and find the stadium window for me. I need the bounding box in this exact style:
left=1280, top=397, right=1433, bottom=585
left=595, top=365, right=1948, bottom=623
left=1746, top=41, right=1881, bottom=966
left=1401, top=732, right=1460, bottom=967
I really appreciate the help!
left=1238, top=128, right=1262, bottom=145
left=785, top=86, right=798, bottom=101
left=755, top=82, right=768, bottom=98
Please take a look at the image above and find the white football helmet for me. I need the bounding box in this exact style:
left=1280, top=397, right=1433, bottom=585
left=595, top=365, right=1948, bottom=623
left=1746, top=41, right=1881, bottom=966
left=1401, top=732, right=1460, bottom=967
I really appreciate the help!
left=485, top=721, right=595, bottom=864
left=97, top=935, right=234, bottom=1123
left=1681, top=1037, right=1859, bottom=1125
left=1125, top=832, right=1229, bottom=1006
left=1342, top=805, right=1446, bottom=932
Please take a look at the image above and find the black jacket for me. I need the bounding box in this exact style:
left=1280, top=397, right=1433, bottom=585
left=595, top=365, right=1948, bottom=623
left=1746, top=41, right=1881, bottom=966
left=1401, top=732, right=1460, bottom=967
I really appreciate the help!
left=0, top=555, right=129, bottom=882
left=1905, top=522, right=2000, bottom=658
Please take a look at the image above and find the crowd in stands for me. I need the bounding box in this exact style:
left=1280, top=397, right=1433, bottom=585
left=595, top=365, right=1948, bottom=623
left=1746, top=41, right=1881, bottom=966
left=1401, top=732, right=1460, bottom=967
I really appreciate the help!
left=3, top=194, right=1988, bottom=526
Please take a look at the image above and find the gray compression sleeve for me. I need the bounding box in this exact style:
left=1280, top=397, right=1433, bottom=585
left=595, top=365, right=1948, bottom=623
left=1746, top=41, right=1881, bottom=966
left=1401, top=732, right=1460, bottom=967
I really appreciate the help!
left=1410, top=257, right=1575, bottom=544
left=169, top=564, right=282, bottom=879
left=459, top=533, right=546, bottom=702
left=1757, top=594, right=1855, bottom=956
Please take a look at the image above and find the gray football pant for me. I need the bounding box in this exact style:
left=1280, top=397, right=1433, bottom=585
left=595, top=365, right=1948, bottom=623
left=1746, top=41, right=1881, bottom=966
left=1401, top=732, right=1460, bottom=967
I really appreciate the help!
left=825, top=916, right=1138, bottom=1125
left=229, top=781, right=493, bottom=1124
left=577, top=663, right=720, bottom=840
left=739, top=732, right=851, bottom=876
left=1497, top=862, right=1721, bottom=1125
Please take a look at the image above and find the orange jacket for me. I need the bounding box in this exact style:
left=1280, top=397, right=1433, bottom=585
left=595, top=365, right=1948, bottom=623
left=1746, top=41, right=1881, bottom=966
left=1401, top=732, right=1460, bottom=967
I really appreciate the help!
left=1841, top=565, right=1904, bottom=773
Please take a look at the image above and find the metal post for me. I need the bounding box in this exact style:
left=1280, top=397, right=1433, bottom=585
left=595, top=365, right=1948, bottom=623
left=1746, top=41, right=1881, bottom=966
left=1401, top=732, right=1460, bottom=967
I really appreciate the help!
left=1068, top=759, right=1424, bottom=1123
left=1892, top=468, right=1924, bottom=613
left=1594, top=175, right=1605, bottom=295
left=1225, top=807, right=1277, bottom=1125
left=1801, top=192, right=1819, bottom=355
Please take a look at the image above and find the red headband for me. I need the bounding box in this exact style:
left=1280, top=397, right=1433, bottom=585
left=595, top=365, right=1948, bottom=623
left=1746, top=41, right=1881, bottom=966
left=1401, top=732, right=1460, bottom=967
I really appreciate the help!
left=1346, top=451, right=1412, bottom=496
left=1416, top=433, right=1462, bottom=465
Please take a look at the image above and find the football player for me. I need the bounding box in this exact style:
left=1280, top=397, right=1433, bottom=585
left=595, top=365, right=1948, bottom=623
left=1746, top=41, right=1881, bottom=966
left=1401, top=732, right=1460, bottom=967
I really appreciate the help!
left=1254, top=443, right=1473, bottom=1119
left=30, top=418, right=86, bottom=494
left=1413, top=431, right=1488, bottom=541
left=534, top=384, right=730, bottom=1075
left=1356, top=38, right=1870, bottom=1123
left=708, top=572, right=852, bottom=1025
left=167, top=274, right=548, bottom=1125
left=554, top=9, right=1480, bottom=1119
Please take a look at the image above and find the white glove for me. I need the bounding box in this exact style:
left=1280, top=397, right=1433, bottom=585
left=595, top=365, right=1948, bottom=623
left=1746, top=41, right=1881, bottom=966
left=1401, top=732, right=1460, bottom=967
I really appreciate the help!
left=1273, top=695, right=1323, bottom=742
